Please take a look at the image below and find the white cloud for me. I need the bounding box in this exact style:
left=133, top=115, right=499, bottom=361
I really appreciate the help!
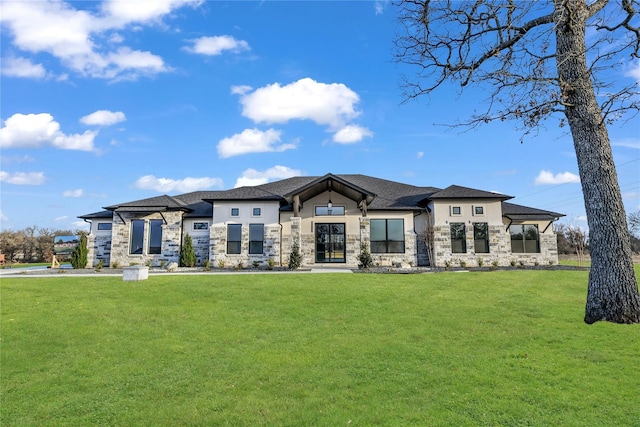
left=332, top=125, right=373, bottom=144
left=185, top=36, right=250, bottom=56
left=234, top=166, right=303, bottom=188
left=101, top=0, right=202, bottom=25
left=63, top=189, right=84, bottom=198
left=611, top=137, right=640, bottom=149
left=1, top=56, right=46, bottom=79
left=625, top=59, right=640, bottom=83
left=237, top=78, right=361, bottom=129
left=0, top=210, right=8, bottom=223
left=574, top=215, right=588, bottom=222
left=534, top=170, right=580, bottom=185
left=0, top=113, right=97, bottom=151
left=1, top=0, right=199, bottom=80
left=417, top=152, right=424, bottom=159
left=80, top=110, right=126, bottom=126
left=217, top=128, right=297, bottom=158
left=0, top=171, right=46, bottom=185
left=134, top=175, right=223, bottom=193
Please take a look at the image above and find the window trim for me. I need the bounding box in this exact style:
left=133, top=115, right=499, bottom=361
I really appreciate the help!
left=252, top=207, right=262, bottom=217
left=249, top=223, right=264, bottom=254
left=370, top=219, right=405, bottom=254
left=130, top=219, right=145, bottom=255
left=97, top=222, right=112, bottom=231
left=450, top=222, right=467, bottom=254
left=148, top=219, right=163, bottom=255
left=473, top=205, right=485, bottom=216
left=227, top=223, right=242, bottom=254
left=315, top=205, right=345, bottom=216
left=451, top=206, right=462, bottom=216
left=193, top=222, right=209, bottom=231
left=473, top=222, right=489, bottom=253
left=230, top=208, right=240, bottom=217
left=510, top=224, right=540, bottom=253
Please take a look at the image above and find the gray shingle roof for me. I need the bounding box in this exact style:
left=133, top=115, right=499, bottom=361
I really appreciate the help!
left=502, top=202, right=565, bottom=220
left=80, top=174, right=562, bottom=220
left=428, top=185, right=512, bottom=200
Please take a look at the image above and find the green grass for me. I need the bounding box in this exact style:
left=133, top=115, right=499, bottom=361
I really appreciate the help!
left=2, top=271, right=639, bottom=426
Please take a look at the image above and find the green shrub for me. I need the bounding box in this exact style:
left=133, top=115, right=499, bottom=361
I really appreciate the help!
left=180, top=235, right=196, bottom=267
left=357, top=243, right=373, bottom=269
left=267, top=258, right=275, bottom=270
left=204, top=259, right=210, bottom=271
left=288, top=242, right=302, bottom=270
left=111, top=261, right=119, bottom=269
left=95, top=260, right=104, bottom=270
left=70, top=233, right=88, bottom=269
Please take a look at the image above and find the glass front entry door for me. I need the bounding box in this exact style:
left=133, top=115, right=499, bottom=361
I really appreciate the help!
left=315, top=223, right=346, bottom=263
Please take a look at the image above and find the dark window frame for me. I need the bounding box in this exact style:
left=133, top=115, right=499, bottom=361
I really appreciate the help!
left=227, top=224, right=242, bottom=254
left=450, top=222, right=467, bottom=254
left=249, top=223, right=264, bottom=254
left=252, top=207, right=261, bottom=217
left=130, top=219, right=145, bottom=255
left=510, top=224, right=540, bottom=253
left=148, top=219, right=163, bottom=254
left=370, top=219, right=405, bottom=253
left=231, top=208, right=240, bottom=217
left=315, top=205, right=345, bottom=216
left=97, top=223, right=112, bottom=231
left=193, top=222, right=208, bottom=230
left=473, top=222, right=489, bottom=253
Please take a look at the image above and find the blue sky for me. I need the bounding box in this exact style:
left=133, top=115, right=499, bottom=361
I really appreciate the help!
left=1, top=0, right=639, bottom=232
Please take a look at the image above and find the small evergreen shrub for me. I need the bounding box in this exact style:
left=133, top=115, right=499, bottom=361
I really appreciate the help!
left=180, top=235, right=196, bottom=267
left=204, top=259, right=211, bottom=271
left=288, top=242, right=302, bottom=270
left=357, top=243, right=373, bottom=269
left=111, top=261, right=120, bottom=269
left=95, top=259, right=104, bottom=270
left=218, top=259, right=226, bottom=268
left=477, top=257, right=484, bottom=267
left=267, top=258, right=275, bottom=270
left=252, top=261, right=260, bottom=269
left=70, top=233, right=88, bottom=269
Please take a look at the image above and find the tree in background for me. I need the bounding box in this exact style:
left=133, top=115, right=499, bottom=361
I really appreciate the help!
left=70, top=233, right=88, bottom=269
left=394, top=0, right=640, bottom=323
left=180, top=234, right=196, bottom=267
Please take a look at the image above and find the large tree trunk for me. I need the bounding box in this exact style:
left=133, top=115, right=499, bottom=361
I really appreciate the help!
left=555, top=0, right=640, bottom=323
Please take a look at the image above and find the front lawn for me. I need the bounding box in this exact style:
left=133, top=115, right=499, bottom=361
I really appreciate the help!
left=2, top=271, right=639, bottom=426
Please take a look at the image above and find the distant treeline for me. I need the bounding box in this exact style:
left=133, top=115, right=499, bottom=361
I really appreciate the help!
left=0, top=227, right=85, bottom=263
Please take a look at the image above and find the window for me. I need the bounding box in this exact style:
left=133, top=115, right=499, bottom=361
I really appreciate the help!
left=315, top=205, right=345, bottom=216
left=450, top=223, right=467, bottom=253
left=148, top=219, right=163, bottom=254
left=510, top=224, right=540, bottom=253
left=231, top=208, right=239, bottom=217
left=193, top=222, right=208, bottom=230
left=97, top=223, right=112, bottom=231
left=473, top=223, right=489, bottom=253
left=227, top=224, right=242, bottom=254
left=252, top=207, right=261, bottom=217
left=451, top=206, right=461, bottom=215
left=249, top=224, right=264, bottom=254
left=370, top=219, right=405, bottom=253
left=474, top=206, right=484, bottom=215
left=130, top=219, right=145, bottom=254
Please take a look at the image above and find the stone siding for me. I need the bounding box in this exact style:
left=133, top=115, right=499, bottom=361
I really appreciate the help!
left=433, top=225, right=558, bottom=267
left=109, top=211, right=183, bottom=267
left=209, top=223, right=281, bottom=268
left=86, top=234, right=111, bottom=267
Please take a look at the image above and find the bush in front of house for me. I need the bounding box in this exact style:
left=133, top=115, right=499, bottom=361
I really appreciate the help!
left=70, top=233, right=88, bottom=269
left=180, top=235, right=196, bottom=267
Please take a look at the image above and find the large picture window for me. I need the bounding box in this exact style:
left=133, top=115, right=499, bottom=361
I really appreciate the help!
left=450, top=223, right=467, bottom=253
left=473, top=223, right=489, bottom=253
left=249, top=224, right=264, bottom=254
left=227, top=224, right=242, bottom=254
left=510, top=224, right=540, bottom=253
left=130, top=219, right=145, bottom=254
left=370, top=219, right=405, bottom=253
left=148, top=219, right=163, bottom=254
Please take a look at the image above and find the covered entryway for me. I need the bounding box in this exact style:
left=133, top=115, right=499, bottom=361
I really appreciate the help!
left=315, top=223, right=345, bottom=263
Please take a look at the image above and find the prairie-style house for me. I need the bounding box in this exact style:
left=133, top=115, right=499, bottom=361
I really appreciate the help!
left=79, top=173, right=564, bottom=268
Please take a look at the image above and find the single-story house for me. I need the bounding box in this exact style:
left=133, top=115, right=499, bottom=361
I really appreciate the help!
left=79, top=173, right=564, bottom=268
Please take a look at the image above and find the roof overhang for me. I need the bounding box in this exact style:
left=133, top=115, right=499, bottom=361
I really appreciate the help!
left=283, top=173, right=376, bottom=207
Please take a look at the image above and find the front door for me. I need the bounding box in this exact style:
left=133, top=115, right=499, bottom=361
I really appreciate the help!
left=315, top=223, right=345, bottom=263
